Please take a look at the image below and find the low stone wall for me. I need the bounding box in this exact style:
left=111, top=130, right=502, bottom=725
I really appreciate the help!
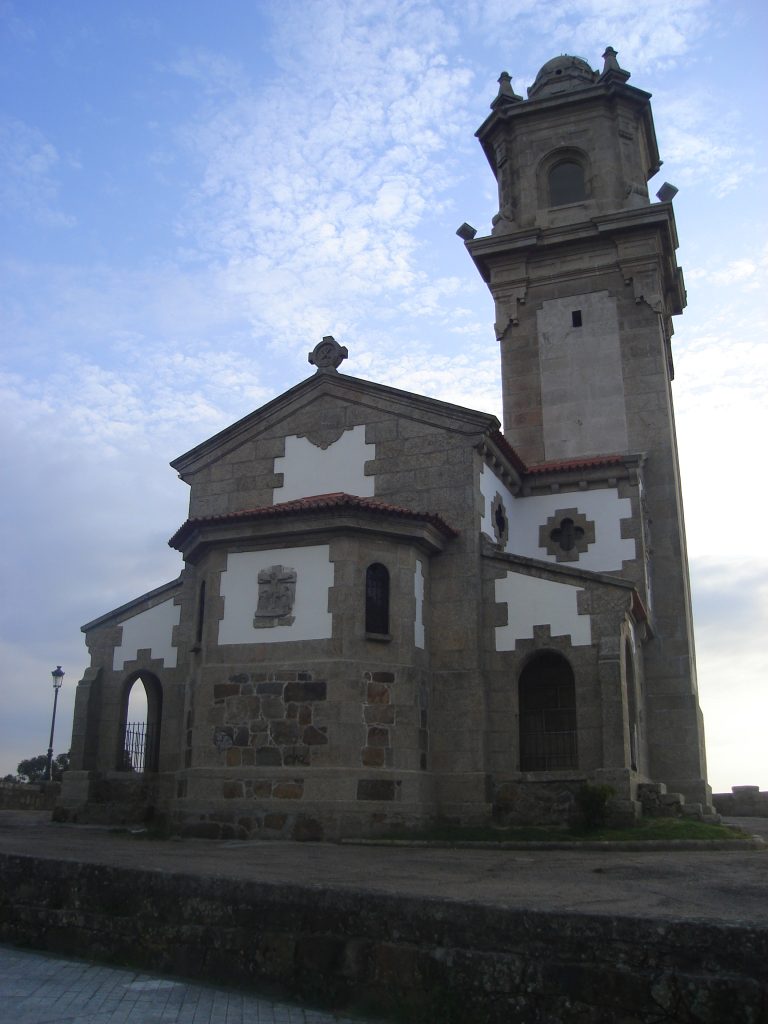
left=714, top=786, right=768, bottom=818
left=0, top=852, right=765, bottom=1022
left=0, top=783, right=59, bottom=811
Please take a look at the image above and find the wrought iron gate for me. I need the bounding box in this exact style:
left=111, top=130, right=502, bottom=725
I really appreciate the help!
left=122, top=721, right=153, bottom=773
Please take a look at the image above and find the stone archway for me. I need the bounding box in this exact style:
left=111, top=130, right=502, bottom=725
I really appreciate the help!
left=624, top=636, right=646, bottom=774
left=117, top=671, right=162, bottom=773
left=518, top=652, right=577, bottom=771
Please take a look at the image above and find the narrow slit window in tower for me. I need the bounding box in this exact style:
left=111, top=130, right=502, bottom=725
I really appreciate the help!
left=365, top=563, right=390, bottom=635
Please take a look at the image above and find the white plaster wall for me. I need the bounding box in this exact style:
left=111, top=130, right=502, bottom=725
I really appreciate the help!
left=218, top=546, right=333, bottom=645
left=495, top=573, right=591, bottom=651
left=479, top=463, right=517, bottom=546
left=479, top=463, right=634, bottom=571
left=414, top=559, right=425, bottom=649
left=537, top=291, right=628, bottom=460
left=273, top=425, right=375, bottom=502
left=113, top=599, right=180, bottom=670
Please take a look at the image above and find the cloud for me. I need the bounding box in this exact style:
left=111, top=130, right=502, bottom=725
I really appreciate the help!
left=0, top=116, right=75, bottom=227
left=653, top=91, right=761, bottom=197
left=169, top=4, right=477, bottom=357
left=464, top=0, right=712, bottom=72
left=686, top=245, right=768, bottom=290
left=673, top=241, right=768, bottom=569
left=0, top=0, right=36, bottom=44
left=168, top=49, right=251, bottom=97
left=691, top=557, right=768, bottom=791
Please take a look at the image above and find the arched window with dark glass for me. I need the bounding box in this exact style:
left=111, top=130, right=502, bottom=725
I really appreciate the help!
left=519, top=652, right=577, bottom=770
left=365, top=563, right=390, bottom=635
left=549, top=160, right=586, bottom=206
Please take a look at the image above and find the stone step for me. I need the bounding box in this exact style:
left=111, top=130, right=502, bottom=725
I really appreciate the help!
left=681, top=802, right=704, bottom=818
left=660, top=791, right=686, bottom=807
left=637, top=781, right=667, bottom=797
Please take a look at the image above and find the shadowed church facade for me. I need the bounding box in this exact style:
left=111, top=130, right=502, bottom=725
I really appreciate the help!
left=59, top=50, right=711, bottom=838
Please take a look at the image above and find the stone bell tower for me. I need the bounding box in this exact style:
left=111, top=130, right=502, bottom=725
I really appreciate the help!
left=465, top=49, right=710, bottom=806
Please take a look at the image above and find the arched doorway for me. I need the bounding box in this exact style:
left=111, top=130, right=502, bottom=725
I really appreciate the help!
left=117, top=672, right=162, bottom=773
left=625, top=638, right=642, bottom=772
left=518, top=652, right=577, bottom=771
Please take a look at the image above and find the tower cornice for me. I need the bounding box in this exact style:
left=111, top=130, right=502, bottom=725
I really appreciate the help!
left=465, top=203, right=685, bottom=318
left=476, top=79, right=658, bottom=181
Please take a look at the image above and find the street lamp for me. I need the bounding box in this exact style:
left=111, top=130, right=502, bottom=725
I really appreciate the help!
left=45, top=666, right=65, bottom=783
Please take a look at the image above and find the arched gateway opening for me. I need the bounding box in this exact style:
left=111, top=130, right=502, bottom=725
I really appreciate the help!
left=519, top=652, right=577, bottom=771
left=117, top=672, right=162, bottom=773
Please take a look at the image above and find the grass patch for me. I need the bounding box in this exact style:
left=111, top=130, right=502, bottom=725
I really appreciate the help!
left=381, top=817, right=750, bottom=844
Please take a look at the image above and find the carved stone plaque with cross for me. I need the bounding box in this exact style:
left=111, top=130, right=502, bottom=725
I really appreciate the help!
left=253, top=565, right=297, bottom=628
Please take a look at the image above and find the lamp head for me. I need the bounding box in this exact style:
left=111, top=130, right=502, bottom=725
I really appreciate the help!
left=456, top=222, right=477, bottom=241
left=656, top=182, right=678, bottom=203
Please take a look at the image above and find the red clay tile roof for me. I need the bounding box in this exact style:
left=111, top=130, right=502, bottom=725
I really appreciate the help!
left=489, top=430, right=527, bottom=474
left=525, top=454, right=627, bottom=475
left=488, top=431, right=626, bottom=477
left=169, top=492, right=458, bottom=549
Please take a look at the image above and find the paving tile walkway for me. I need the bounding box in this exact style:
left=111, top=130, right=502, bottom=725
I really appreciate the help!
left=0, top=944, right=375, bottom=1024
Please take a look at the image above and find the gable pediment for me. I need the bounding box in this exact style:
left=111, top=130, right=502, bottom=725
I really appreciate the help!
left=170, top=370, right=500, bottom=478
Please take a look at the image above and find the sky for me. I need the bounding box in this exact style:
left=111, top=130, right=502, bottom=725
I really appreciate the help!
left=1, top=0, right=766, bottom=794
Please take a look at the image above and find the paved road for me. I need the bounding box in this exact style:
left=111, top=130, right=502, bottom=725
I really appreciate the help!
left=0, top=944, right=376, bottom=1024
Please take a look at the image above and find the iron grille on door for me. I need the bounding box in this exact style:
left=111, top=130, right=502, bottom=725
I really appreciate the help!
left=519, top=654, right=577, bottom=771
left=122, top=722, right=153, bottom=773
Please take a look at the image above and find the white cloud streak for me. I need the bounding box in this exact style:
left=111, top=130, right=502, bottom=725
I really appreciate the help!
left=0, top=116, right=75, bottom=226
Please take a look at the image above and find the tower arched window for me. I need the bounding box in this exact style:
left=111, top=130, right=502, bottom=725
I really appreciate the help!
left=365, top=563, right=390, bottom=636
left=549, top=160, right=586, bottom=206
left=519, top=652, right=577, bottom=771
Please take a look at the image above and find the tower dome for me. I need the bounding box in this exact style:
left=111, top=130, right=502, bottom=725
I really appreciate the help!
left=527, top=54, right=596, bottom=99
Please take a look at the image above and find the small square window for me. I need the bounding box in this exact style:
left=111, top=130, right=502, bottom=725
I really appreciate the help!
left=571, top=310, right=582, bottom=328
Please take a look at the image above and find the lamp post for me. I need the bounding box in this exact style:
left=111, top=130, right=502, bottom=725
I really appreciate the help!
left=45, top=666, right=65, bottom=782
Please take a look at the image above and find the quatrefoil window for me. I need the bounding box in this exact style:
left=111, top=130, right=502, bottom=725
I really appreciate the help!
left=539, top=508, right=595, bottom=562
left=551, top=517, right=583, bottom=552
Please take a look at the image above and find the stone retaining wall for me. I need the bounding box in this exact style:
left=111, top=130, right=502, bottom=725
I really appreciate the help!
left=0, top=852, right=765, bottom=1022
left=0, top=783, right=59, bottom=811
left=713, top=786, right=768, bottom=818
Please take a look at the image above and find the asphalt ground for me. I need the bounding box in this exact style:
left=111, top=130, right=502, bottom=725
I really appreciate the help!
left=0, top=810, right=766, bottom=928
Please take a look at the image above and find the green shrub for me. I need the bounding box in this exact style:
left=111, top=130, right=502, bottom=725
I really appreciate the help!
left=574, top=783, right=614, bottom=831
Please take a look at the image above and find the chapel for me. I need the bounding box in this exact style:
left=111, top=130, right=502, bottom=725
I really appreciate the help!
left=58, top=49, right=712, bottom=838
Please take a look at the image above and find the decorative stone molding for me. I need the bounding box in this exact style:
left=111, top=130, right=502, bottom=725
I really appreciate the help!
left=539, top=508, right=596, bottom=562
left=618, top=259, right=664, bottom=313
left=491, top=492, right=510, bottom=547
left=253, top=565, right=297, bottom=628
left=300, top=426, right=348, bottom=450
left=494, top=286, right=528, bottom=336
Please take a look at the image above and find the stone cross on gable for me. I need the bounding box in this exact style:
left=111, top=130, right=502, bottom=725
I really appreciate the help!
left=308, top=335, right=348, bottom=372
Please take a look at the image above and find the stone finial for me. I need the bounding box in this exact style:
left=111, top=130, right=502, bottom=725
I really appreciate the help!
left=490, top=70, right=522, bottom=109
left=600, top=46, right=631, bottom=83
left=308, top=335, right=348, bottom=372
